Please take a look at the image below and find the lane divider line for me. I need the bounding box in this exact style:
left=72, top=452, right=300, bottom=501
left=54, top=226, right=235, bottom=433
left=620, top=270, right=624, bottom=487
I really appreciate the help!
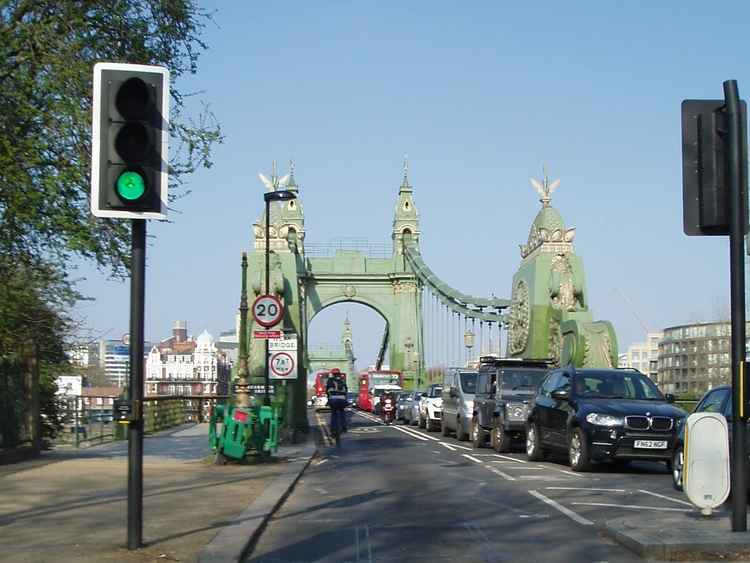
left=492, top=454, right=527, bottom=463
left=486, top=466, right=516, bottom=481
left=409, top=430, right=442, bottom=441
left=546, top=487, right=626, bottom=492
left=392, top=425, right=429, bottom=441
left=571, top=501, right=692, bottom=513
left=451, top=444, right=473, bottom=451
left=529, top=490, right=594, bottom=526
left=463, top=454, right=484, bottom=464
left=637, top=489, right=694, bottom=507
left=438, top=442, right=457, bottom=451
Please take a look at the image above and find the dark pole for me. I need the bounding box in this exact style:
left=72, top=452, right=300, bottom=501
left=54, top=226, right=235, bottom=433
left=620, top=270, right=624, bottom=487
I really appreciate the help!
left=264, top=198, right=271, bottom=406
left=128, top=219, right=146, bottom=548
left=725, top=79, right=748, bottom=532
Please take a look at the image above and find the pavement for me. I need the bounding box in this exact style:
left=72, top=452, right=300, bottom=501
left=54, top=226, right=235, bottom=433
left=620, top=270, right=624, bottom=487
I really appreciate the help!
left=0, top=423, right=317, bottom=563
left=603, top=507, right=750, bottom=561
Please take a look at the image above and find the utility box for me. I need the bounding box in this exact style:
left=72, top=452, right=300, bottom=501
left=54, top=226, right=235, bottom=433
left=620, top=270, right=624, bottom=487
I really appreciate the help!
left=684, top=412, right=731, bottom=515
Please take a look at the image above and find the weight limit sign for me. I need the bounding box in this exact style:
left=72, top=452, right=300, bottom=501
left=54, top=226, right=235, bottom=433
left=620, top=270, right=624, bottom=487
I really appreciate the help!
left=269, top=351, right=297, bottom=380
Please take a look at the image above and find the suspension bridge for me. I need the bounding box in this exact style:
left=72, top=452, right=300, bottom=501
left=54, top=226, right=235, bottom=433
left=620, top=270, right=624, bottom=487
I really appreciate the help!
left=237, top=160, right=618, bottom=430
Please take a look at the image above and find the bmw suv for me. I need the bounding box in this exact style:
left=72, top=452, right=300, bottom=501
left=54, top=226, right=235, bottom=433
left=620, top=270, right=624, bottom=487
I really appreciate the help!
left=525, top=367, right=686, bottom=471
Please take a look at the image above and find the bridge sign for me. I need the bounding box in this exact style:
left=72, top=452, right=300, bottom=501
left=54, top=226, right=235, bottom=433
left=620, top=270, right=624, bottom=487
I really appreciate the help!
left=269, top=351, right=297, bottom=380
left=253, top=294, right=283, bottom=328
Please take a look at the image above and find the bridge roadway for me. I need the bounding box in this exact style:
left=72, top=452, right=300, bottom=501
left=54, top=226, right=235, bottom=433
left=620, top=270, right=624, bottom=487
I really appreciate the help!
left=245, top=410, right=692, bottom=563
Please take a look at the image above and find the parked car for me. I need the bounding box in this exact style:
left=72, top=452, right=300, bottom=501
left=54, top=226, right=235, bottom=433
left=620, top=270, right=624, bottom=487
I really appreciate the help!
left=419, top=383, right=443, bottom=431
left=472, top=357, right=551, bottom=449
left=525, top=367, right=686, bottom=472
left=441, top=367, right=477, bottom=441
left=396, top=392, right=415, bottom=422
left=671, top=385, right=743, bottom=491
left=403, top=391, right=423, bottom=426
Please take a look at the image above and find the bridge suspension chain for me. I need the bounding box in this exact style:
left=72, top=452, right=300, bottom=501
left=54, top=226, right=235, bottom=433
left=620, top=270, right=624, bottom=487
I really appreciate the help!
left=403, top=242, right=508, bottom=324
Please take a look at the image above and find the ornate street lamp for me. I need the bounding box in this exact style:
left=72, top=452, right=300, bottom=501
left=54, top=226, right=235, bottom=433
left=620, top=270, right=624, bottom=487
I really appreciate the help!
left=262, top=189, right=297, bottom=405
left=464, top=328, right=475, bottom=366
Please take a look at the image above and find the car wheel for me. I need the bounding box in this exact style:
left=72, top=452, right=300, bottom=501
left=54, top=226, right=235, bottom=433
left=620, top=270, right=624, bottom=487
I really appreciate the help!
left=672, top=446, right=684, bottom=491
left=441, top=419, right=450, bottom=436
left=569, top=427, right=592, bottom=472
left=526, top=421, right=546, bottom=461
left=494, top=427, right=512, bottom=453
left=471, top=418, right=484, bottom=449
left=457, top=417, right=469, bottom=441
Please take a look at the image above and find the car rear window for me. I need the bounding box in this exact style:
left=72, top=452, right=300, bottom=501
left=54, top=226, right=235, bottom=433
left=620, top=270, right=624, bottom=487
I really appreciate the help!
left=459, top=372, right=477, bottom=393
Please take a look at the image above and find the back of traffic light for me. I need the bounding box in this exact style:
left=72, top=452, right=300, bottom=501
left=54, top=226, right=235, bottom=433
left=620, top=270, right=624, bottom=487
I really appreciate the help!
left=91, top=63, right=169, bottom=219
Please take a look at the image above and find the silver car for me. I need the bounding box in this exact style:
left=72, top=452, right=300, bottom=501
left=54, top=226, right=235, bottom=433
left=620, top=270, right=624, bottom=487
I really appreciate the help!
left=440, top=368, right=477, bottom=441
left=402, top=391, right=423, bottom=425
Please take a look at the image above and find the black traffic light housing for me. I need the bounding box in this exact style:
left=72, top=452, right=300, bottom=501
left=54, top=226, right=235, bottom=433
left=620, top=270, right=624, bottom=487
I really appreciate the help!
left=682, top=99, right=747, bottom=236
left=91, top=63, right=169, bottom=219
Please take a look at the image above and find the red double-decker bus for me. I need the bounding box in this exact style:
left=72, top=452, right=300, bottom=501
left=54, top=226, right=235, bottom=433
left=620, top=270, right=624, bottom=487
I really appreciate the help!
left=357, top=369, right=402, bottom=411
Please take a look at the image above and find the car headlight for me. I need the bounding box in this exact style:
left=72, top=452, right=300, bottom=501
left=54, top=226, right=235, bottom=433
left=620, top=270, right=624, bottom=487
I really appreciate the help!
left=585, top=413, right=624, bottom=426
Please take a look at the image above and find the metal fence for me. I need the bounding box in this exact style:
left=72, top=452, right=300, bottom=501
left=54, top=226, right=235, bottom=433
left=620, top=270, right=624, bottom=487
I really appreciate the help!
left=51, top=395, right=231, bottom=448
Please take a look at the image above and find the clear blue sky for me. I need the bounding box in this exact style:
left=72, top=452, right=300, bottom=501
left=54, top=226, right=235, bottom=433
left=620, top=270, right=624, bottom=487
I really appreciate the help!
left=75, top=1, right=750, bottom=368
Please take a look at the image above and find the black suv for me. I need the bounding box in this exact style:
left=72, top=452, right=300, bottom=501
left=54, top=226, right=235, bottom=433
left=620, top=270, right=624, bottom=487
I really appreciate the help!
left=525, top=367, right=686, bottom=471
left=472, top=357, right=552, bottom=450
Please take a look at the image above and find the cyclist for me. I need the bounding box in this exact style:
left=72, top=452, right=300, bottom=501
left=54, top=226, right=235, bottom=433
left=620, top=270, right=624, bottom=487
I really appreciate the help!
left=326, top=368, right=348, bottom=436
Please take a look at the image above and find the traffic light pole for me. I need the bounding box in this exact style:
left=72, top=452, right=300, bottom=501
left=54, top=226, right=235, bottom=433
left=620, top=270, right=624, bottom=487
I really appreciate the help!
left=128, top=219, right=146, bottom=548
left=726, top=80, right=748, bottom=532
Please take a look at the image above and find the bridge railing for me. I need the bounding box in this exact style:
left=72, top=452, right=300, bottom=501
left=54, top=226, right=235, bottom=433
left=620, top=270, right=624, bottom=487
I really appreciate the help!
left=49, top=395, right=231, bottom=448
left=305, top=239, right=392, bottom=258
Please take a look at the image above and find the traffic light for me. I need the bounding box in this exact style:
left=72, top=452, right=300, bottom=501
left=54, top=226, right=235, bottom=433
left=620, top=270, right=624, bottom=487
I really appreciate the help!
left=91, top=63, right=169, bottom=219
left=681, top=99, right=747, bottom=236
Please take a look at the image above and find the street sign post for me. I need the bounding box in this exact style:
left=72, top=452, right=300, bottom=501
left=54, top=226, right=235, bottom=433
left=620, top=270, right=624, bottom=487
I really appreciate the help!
left=252, top=294, right=283, bottom=328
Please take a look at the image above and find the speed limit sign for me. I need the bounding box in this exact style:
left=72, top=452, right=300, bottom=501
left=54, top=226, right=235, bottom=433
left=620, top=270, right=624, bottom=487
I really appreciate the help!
left=269, top=351, right=297, bottom=380
left=252, top=294, right=283, bottom=328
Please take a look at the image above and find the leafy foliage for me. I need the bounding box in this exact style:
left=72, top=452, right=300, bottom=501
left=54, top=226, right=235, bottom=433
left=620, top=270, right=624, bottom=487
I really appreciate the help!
left=0, top=0, right=223, bottom=276
left=0, top=1, right=223, bottom=450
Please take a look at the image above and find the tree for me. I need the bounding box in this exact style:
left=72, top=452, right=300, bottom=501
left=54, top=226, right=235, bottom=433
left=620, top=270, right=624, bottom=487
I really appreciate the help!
left=0, top=0, right=223, bottom=276
left=0, top=1, right=223, bottom=452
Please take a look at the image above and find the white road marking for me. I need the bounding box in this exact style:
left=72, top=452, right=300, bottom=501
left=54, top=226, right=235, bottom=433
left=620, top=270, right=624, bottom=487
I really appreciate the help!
left=314, top=458, right=328, bottom=466
left=463, top=454, right=484, bottom=464
left=409, top=430, right=441, bottom=441
left=529, top=490, right=594, bottom=526
left=637, top=489, right=694, bottom=507
left=551, top=468, right=586, bottom=478
left=486, top=466, right=516, bottom=481
left=492, top=454, right=527, bottom=463
left=392, top=425, right=429, bottom=441
left=546, top=487, right=626, bottom=492
left=451, top=444, right=473, bottom=451
left=439, top=442, right=457, bottom=451
left=571, top=502, right=692, bottom=513
left=488, top=460, right=516, bottom=464
left=502, top=465, right=544, bottom=470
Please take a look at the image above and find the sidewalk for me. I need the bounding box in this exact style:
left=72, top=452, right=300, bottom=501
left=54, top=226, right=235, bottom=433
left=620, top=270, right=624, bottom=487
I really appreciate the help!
left=603, top=505, right=750, bottom=560
left=0, top=424, right=317, bottom=562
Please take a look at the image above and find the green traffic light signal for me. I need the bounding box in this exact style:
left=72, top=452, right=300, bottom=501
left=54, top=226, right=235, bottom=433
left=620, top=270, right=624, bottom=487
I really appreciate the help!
left=116, top=170, right=146, bottom=201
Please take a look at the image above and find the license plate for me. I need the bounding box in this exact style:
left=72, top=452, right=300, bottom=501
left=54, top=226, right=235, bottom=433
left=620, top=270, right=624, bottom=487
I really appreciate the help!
left=634, top=439, right=667, bottom=449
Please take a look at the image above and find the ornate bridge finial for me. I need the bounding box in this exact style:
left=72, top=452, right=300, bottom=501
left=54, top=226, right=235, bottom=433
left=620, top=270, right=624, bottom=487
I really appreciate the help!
left=402, top=153, right=410, bottom=185
left=529, top=165, right=561, bottom=208
left=259, top=159, right=291, bottom=192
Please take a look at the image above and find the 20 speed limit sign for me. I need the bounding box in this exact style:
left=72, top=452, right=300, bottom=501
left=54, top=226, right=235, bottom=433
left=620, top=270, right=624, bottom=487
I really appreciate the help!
left=252, top=294, right=283, bottom=328
left=269, top=351, right=296, bottom=380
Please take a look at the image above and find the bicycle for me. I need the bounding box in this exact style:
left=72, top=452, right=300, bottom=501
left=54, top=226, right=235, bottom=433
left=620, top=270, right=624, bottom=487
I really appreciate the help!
left=328, top=397, right=347, bottom=447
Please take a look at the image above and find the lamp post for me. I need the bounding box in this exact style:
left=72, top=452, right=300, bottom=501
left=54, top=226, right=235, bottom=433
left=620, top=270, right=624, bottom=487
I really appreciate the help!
left=263, top=189, right=297, bottom=405
left=464, top=328, right=475, bottom=367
